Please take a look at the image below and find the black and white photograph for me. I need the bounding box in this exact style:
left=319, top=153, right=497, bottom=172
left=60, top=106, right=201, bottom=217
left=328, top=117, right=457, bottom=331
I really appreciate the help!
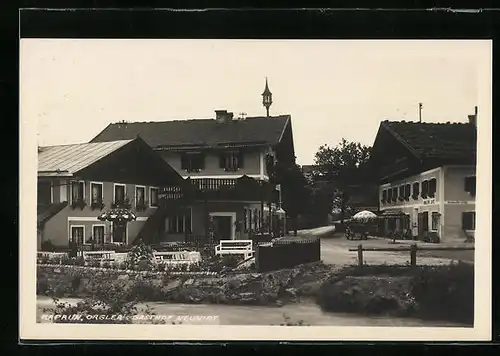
left=20, top=38, right=491, bottom=341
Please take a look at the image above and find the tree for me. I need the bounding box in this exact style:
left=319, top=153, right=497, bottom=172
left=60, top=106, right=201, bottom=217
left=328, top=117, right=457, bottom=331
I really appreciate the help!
left=278, top=163, right=310, bottom=236
left=313, top=138, right=372, bottom=224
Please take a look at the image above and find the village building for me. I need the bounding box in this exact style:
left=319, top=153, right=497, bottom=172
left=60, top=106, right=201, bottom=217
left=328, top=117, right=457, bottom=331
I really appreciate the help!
left=37, top=137, right=184, bottom=249
left=90, top=80, right=297, bottom=243
left=370, top=108, right=477, bottom=243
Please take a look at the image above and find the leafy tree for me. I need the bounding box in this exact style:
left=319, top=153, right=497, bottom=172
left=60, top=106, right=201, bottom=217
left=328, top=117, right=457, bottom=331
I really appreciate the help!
left=277, top=163, right=310, bottom=236
left=313, top=138, right=372, bottom=224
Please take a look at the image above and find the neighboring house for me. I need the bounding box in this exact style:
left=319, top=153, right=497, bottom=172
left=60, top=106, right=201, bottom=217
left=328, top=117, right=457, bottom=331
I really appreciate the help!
left=37, top=137, right=184, bottom=249
left=370, top=109, right=477, bottom=242
left=90, top=110, right=296, bottom=242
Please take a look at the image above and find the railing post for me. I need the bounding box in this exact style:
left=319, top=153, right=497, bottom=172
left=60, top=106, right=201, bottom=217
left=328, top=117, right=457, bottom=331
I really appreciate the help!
left=357, top=244, right=363, bottom=266
left=410, top=243, right=417, bottom=267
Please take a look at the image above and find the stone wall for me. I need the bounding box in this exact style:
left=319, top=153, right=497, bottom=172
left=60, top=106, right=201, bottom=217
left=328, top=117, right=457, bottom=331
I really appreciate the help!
left=37, top=262, right=336, bottom=306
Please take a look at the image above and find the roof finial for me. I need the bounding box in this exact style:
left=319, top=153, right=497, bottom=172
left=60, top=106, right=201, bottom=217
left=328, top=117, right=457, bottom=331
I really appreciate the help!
left=262, top=77, right=273, bottom=117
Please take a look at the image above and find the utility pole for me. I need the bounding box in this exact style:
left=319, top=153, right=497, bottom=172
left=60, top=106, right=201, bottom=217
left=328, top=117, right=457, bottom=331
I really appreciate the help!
left=418, top=103, right=423, bottom=123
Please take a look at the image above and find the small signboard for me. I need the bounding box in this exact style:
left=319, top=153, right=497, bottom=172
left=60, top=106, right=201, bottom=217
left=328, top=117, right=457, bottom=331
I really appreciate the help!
left=159, top=186, right=183, bottom=200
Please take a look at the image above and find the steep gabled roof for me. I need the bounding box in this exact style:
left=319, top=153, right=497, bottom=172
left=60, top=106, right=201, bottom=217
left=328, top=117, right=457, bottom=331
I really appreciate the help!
left=38, top=139, right=133, bottom=177
left=380, top=120, right=477, bottom=162
left=89, top=115, right=291, bottom=149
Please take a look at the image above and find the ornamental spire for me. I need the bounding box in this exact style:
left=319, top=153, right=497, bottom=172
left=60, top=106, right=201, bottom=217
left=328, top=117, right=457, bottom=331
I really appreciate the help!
left=262, top=77, right=273, bottom=117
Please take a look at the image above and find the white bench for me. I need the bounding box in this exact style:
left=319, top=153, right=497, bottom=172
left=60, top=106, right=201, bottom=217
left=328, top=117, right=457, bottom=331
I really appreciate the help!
left=215, top=240, right=254, bottom=259
left=82, top=250, right=116, bottom=262
left=37, top=251, right=67, bottom=258
left=153, top=251, right=201, bottom=265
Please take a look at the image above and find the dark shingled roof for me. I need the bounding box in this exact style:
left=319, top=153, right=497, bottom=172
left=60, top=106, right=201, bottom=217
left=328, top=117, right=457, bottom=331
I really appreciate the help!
left=90, top=115, right=291, bottom=149
left=381, top=120, right=477, bottom=161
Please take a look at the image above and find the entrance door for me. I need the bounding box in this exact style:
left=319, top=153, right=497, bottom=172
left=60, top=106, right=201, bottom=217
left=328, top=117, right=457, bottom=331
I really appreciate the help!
left=417, top=212, right=429, bottom=239
left=112, top=222, right=127, bottom=244
left=213, top=216, right=232, bottom=241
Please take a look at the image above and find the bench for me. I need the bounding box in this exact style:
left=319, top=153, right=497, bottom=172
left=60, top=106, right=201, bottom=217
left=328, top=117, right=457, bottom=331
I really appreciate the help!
left=82, top=250, right=116, bottom=262
left=215, top=240, right=254, bottom=259
left=153, top=251, right=201, bottom=265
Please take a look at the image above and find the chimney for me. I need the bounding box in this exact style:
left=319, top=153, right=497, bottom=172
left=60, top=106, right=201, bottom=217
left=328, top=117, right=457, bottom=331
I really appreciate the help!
left=215, top=110, right=233, bottom=124
left=468, top=106, right=477, bottom=128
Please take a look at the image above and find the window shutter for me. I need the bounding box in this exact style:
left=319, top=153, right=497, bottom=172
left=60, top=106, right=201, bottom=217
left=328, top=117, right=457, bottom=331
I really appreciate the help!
left=219, top=153, right=226, bottom=169
left=199, top=153, right=205, bottom=169
left=180, top=154, right=187, bottom=170
left=238, top=150, right=244, bottom=168
left=461, top=212, right=467, bottom=230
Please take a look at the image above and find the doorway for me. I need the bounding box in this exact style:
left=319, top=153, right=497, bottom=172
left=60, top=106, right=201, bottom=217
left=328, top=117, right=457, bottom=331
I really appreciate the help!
left=112, top=222, right=127, bottom=244
left=209, top=212, right=236, bottom=241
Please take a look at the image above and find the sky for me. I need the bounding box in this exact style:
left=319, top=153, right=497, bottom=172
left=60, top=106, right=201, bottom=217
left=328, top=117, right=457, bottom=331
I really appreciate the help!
left=20, top=39, right=490, bottom=165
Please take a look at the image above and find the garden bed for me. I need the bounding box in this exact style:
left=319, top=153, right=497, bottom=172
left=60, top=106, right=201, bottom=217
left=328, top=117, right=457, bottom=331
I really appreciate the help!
left=316, top=263, right=474, bottom=325
left=37, top=261, right=336, bottom=307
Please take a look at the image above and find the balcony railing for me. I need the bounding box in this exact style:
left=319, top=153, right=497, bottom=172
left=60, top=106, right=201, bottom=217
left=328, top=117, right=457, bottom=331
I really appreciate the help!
left=190, top=178, right=237, bottom=191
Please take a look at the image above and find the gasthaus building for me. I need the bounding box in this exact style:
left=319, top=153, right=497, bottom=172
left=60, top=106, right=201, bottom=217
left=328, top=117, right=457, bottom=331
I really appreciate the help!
left=369, top=108, right=477, bottom=243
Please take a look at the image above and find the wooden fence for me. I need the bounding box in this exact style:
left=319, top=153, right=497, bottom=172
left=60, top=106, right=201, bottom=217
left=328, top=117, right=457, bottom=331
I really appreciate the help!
left=349, top=243, right=475, bottom=267
left=255, top=238, right=320, bottom=272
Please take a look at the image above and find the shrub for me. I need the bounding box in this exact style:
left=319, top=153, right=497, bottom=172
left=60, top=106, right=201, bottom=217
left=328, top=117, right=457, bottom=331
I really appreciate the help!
left=410, top=262, right=474, bottom=324
left=126, top=242, right=155, bottom=271
left=41, top=240, right=57, bottom=252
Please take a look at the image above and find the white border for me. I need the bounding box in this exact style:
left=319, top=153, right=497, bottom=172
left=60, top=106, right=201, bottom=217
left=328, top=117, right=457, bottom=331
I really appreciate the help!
left=20, top=39, right=492, bottom=342
left=209, top=212, right=237, bottom=240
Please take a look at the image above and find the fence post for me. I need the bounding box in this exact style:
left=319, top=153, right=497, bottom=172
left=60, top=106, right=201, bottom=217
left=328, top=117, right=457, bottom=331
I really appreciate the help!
left=410, top=243, right=417, bottom=267
left=357, top=244, right=363, bottom=266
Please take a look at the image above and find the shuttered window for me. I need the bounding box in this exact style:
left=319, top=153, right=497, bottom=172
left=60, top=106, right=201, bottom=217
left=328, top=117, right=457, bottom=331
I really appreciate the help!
left=462, top=212, right=476, bottom=230
left=464, top=176, right=476, bottom=197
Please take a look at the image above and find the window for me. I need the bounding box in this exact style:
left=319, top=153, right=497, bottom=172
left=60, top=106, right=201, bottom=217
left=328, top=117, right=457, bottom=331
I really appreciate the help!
left=248, top=209, right=252, bottom=231
left=37, top=181, right=52, bottom=206
left=428, top=178, right=437, bottom=198
left=71, top=181, right=85, bottom=203
left=90, top=182, right=103, bottom=208
left=387, top=188, right=392, bottom=203
left=431, top=212, right=440, bottom=231
left=150, top=187, right=159, bottom=207
left=464, top=176, right=476, bottom=197
left=70, top=226, right=84, bottom=245
left=462, top=212, right=476, bottom=231
left=412, top=182, right=420, bottom=199
left=181, top=152, right=205, bottom=172
left=253, top=209, right=259, bottom=230
left=167, top=215, right=185, bottom=233
left=391, top=187, right=397, bottom=202
left=114, top=184, right=126, bottom=203
left=92, top=225, right=105, bottom=245
left=219, top=150, right=244, bottom=172
left=381, top=190, right=387, bottom=203
left=135, top=186, right=146, bottom=210
left=421, top=180, right=429, bottom=198
left=398, top=186, right=405, bottom=201
left=404, top=184, right=411, bottom=200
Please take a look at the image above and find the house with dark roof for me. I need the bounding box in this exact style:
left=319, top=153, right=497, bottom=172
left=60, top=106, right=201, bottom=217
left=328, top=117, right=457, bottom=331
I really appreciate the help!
left=37, top=137, right=184, bottom=249
left=370, top=108, right=477, bottom=243
left=90, top=109, right=296, bottom=243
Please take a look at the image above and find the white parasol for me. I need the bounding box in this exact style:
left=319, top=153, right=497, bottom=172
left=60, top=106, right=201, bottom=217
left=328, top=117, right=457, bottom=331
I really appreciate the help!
left=351, top=210, right=377, bottom=222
